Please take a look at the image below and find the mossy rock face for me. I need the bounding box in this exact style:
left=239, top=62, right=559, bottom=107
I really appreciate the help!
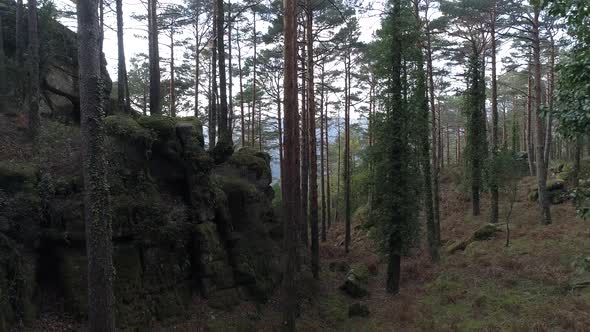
left=0, top=236, right=38, bottom=326
left=0, top=161, right=38, bottom=193
left=57, top=248, right=88, bottom=318
left=137, top=115, right=178, bottom=140
left=195, top=222, right=226, bottom=263
left=104, top=114, right=156, bottom=144
left=227, top=147, right=272, bottom=185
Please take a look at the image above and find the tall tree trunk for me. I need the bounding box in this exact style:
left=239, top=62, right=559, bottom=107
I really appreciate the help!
left=344, top=49, right=351, bottom=254
left=386, top=0, right=403, bottom=294
left=533, top=6, right=551, bottom=225
left=194, top=12, right=200, bottom=117
left=216, top=0, right=231, bottom=147
left=414, top=2, right=437, bottom=262
left=143, top=85, right=147, bottom=115
left=210, top=4, right=218, bottom=148
left=300, top=39, right=309, bottom=247
left=15, top=0, right=24, bottom=103
left=28, top=0, right=40, bottom=137
left=258, top=95, right=262, bottom=150
left=77, top=0, right=115, bottom=329
left=116, top=0, right=129, bottom=113
left=490, top=3, right=499, bottom=224
left=544, top=35, right=555, bottom=168
left=457, top=127, right=461, bottom=163
left=526, top=56, right=535, bottom=175
left=237, top=29, right=245, bottom=146
left=282, top=0, right=299, bottom=328
left=251, top=10, right=257, bottom=147
left=169, top=30, right=176, bottom=117
left=228, top=0, right=234, bottom=136
left=426, top=21, right=440, bottom=244
left=16, top=0, right=24, bottom=65
left=148, top=0, right=161, bottom=115
left=325, top=100, right=332, bottom=230
left=334, top=107, right=341, bottom=226
left=307, top=3, right=319, bottom=279
left=278, top=92, right=284, bottom=187
left=438, top=103, right=443, bottom=170
left=320, top=64, right=327, bottom=242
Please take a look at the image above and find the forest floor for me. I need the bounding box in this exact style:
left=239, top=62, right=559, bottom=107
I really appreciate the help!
left=189, top=170, right=590, bottom=332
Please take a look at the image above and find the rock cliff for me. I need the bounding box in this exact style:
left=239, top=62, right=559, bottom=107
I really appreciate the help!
left=0, top=115, right=282, bottom=329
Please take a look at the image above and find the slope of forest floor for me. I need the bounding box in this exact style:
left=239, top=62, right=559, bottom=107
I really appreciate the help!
left=185, top=170, right=590, bottom=331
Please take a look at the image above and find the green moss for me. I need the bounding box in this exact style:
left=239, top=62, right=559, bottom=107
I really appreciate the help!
left=104, top=114, right=156, bottom=143
left=349, top=263, right=371, bottom=282
left=177, top=116, right=204, bottom=142
left=0, top=161, right=38, bottom=193
left=137, top=115, right=177, bottom=139
left=228, top=148, right=271, bottom=179
left=318, top=292, right=348, bottom=324
left=216, top=176, right=258, bottom=199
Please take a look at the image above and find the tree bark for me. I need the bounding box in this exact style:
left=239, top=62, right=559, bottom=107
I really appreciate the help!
left=216, top=0, right=232, bottom=146
left=251, top=10, right=257, bottom=147
left=307, top=2, right=319, bottom=279
left=325, top=100, right=332, bottom=230
left=544, top=35, right=555, bottom=169
left=533, top=5, right=551, bottom=225
left=194, top=12, right=200, bottom=117
left=169, top=29, right=176, bottom=117
left=320, top=64, right=327, bottom=243
left=209, top=3, right=218, bottom=148
left=148, top=0, right=161, bottom=115
left=426, top=20, right=440, bottom=244
left=77, top=0, right=116, bottom=329
left=344, top=47, right=351, bottom=254
left=490, top=2, right=499, bottom=224
left=282, top=0, right=299, bottom=328
left=16, top=0, right=24, bottom=66
left=526, top=56, right=535, bottom=175
left=28, top=0, right=40, bottom=137
left=228, top=0, right=234, bottom=136
left=116, top=0, right=130, bottom=113
left=300, top=38, right=309, bottom=247
left=237, top=29, right=245, bottom=146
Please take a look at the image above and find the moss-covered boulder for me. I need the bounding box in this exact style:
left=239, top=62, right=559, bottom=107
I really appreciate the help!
left=447, top=223, right=505, bottom=254
left=528, top=179, right=567, bottom=204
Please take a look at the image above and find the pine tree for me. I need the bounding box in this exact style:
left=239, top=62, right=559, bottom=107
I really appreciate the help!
left=148, top=0, right=161, bottom=115
left=28, top=0, right=40, bottom=137
left=77, top=0, right=116, bottom=328
left=282, top=0, right=299, bottom=328
left=116, top=0, right=131, bottom=113
left=371, top=0, right=421, bottom=294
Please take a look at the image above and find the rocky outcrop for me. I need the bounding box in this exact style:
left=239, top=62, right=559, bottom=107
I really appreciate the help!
left=0, top=115, right=281, bottom=329
left=527, top=179, right=568, bottom=205
left=0, top=0, right=111, bottom=121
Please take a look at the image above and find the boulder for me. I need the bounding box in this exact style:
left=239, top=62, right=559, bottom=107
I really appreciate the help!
left=340, top=269, right=369, bottom=298
left=528, top=179, right=568, bottom=204
left=447, top=223, right=505, bottom=254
